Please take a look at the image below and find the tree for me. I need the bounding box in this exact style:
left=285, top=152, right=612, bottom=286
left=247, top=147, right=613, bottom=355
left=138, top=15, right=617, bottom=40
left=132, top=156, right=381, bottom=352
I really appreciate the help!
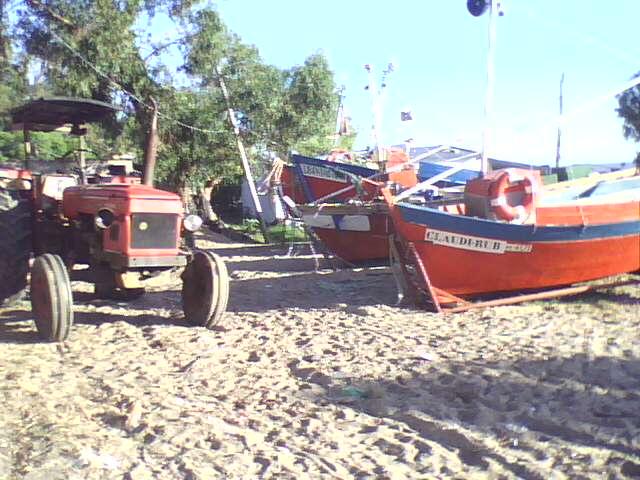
left=617, top=73, right=640, bottom=140
left=184, top=10, right=339, bottom=159
left=14, top=1, right=198, bottom=153
left=617, top=74, right=640, bottom=166
left=154, top=89, right=241, bottom=195
left=4, top=2, right=343, bottom=191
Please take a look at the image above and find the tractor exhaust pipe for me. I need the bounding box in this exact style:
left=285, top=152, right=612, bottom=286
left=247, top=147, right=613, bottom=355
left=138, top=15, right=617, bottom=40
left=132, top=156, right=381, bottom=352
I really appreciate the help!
left=143, top=98, right=159, bottom=186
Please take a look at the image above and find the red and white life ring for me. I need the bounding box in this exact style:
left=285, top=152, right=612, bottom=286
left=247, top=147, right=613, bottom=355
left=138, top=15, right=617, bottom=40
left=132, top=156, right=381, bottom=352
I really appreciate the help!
left=488, top=169, right=538, bottom=223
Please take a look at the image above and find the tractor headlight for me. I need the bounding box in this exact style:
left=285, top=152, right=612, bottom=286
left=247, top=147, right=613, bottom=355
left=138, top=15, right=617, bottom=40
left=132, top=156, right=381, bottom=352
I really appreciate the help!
left=183, top=214, right=203, bottom=232
left=95, top=209, right=115, bottom=229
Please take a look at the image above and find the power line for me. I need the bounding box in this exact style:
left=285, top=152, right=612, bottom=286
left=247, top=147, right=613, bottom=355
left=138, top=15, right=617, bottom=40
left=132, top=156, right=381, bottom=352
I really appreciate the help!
left=48, top=30, right=228, bottom=136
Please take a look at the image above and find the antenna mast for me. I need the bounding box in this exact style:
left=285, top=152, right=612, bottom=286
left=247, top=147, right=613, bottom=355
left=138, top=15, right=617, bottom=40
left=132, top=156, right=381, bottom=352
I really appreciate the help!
left=480, top=0, right=499, bottom=176
left=555, top=73, right=565, bottom=170
left=365, top=62, right=394, bottom=172
left=334, top=85, right=346, bottom=147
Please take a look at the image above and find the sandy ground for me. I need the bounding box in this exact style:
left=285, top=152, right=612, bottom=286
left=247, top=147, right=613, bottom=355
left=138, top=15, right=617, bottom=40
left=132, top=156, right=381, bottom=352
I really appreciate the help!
left=0, top=230, right=639, bottom=480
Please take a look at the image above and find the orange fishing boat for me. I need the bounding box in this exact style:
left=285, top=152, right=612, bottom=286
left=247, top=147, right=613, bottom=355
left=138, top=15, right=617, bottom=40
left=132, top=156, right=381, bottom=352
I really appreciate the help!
left=384, top=167, right=640, bottom=305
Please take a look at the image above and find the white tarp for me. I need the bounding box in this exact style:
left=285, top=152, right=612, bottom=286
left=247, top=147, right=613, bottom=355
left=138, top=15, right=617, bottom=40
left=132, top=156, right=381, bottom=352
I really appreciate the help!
left=240, top=177, right=286, bottom=225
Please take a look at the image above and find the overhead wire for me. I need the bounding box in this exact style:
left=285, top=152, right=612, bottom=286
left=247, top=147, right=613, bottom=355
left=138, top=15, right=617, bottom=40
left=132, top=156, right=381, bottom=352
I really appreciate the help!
left=518, top=4, right=640, bottom=68
left=48, top=29, right=229, bottom=136
left=433, top=5, right=640, bottom=161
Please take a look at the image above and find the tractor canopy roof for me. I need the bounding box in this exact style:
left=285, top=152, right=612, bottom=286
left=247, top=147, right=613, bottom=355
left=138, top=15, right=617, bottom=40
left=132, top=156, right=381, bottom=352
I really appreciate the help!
left=10, top=97, right=118, bottom=133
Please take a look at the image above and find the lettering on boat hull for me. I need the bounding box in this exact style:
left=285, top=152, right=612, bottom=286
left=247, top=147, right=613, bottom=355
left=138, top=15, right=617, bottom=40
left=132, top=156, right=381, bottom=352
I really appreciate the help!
left=300, top=164, right=350, bottom=183
left=424, top=229, right=532, bottom=254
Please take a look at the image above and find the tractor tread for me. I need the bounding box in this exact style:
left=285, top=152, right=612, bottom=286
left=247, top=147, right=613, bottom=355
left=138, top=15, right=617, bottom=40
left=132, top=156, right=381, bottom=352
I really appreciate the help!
left=0, top=188, right=32, bottom=306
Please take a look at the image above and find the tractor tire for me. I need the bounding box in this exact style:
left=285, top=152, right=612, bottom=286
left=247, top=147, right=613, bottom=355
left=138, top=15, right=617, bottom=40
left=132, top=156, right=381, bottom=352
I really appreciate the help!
left=30, top=254, right=73, bottom=342
left=0, top=188, right=32, bottom=306
left=182, top=250, right=229, bottom=329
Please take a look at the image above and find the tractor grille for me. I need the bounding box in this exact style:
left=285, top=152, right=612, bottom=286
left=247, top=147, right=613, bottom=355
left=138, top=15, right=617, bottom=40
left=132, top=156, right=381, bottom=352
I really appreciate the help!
left=130, top=214, right=178, bottom=249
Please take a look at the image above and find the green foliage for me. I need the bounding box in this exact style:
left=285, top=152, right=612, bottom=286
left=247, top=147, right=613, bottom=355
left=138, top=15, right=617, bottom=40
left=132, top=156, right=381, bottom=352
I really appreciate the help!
left=617, top=73, right=640, bottom=143
left=3, top=1, right=344, bottom=190
left=0, top=130, right=77, bottom=163
left=227, top=218, right=308, bottom=244
left=0, top=131, right=22, bottom=162
left=155, top=89, right=242, bottom=189
left=184, top=11, right=339, bottom=159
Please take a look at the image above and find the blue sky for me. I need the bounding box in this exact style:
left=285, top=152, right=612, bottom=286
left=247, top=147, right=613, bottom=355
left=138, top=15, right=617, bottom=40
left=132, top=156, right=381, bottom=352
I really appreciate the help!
left=153, top=0, right=640, bottom=166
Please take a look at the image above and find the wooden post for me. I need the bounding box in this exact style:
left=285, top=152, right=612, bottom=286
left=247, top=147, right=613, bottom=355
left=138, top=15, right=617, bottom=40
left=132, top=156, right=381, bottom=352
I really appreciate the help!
left=215, top=64, right=270, bottom=243
left=143, top=98, right=159, bottom=187
left=23, top=126, right=32, bottom=170
left=78, top=134, right=87, bottom=184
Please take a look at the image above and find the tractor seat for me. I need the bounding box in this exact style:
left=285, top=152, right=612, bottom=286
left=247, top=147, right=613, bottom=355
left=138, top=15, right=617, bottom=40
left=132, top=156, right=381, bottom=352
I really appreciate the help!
left=42, top=174, right=78, bottom=201
left=40, top=174, right=78, bottom=213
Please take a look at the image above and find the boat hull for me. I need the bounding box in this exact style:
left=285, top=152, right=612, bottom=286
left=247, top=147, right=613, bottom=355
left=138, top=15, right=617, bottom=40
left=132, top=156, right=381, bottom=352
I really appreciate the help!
left=390, top=200, right=640, bottom=296
left=282, top=155, right=380, bottom=204
left=299, top=205, right=391, bottom=263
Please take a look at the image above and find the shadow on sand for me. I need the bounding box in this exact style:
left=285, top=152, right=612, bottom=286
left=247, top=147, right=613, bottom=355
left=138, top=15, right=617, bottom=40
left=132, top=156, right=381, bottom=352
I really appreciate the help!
left=226, top=269, right=396, bottom=313
left=0, top=290, right=184, bottom=344
left=0, top=308, right=40, bottom=344
left=291, top=354, right=640, bottom=479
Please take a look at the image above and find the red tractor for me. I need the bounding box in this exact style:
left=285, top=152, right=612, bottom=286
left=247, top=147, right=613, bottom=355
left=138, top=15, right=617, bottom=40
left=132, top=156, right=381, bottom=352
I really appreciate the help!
left=0, top=97, right=229, bottom=341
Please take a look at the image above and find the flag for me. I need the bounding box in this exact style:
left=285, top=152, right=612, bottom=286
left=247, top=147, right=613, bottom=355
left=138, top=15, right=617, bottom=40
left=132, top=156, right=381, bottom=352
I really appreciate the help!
left=401, top=111, right=413, bottom=121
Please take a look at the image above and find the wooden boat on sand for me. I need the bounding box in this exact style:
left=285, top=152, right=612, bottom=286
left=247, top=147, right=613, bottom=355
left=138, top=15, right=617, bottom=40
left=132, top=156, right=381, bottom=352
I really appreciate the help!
left=281, top=149, right=415, bottom=264
left=384, top=166, right=640, bottom=310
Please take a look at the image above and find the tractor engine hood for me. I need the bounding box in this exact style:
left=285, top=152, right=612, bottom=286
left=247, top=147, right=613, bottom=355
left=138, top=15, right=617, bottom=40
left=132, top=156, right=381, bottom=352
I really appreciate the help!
left=63, top=184, right=183, bottom=218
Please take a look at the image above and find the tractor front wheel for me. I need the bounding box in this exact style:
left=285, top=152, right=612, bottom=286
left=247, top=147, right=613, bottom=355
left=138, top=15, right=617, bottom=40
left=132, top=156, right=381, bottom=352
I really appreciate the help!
left=30, top=254, right=74, bottom=342
left=182, top=250, right=229, bottom=329
left=0, top=188, right=32, bottom=306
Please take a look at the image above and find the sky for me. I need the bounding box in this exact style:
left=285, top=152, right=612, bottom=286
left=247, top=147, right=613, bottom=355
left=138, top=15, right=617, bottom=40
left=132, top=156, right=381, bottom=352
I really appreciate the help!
left=154, top=0, right=640, bottom=166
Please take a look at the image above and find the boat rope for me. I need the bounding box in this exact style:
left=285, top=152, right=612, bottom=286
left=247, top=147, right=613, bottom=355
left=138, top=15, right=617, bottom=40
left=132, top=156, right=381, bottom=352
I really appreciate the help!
left=513, top=75, right=640, bottom=146
left=48, top=23, right=640, bottom=175
left=519, top=5, right=640, bottom=68
left=311, top=145, right=465, bottom=205
left=264, top=158, right=286, bottom=187
left=419, top=69, right=640, bottom=176
left=394, top=152, right=480, bottom=202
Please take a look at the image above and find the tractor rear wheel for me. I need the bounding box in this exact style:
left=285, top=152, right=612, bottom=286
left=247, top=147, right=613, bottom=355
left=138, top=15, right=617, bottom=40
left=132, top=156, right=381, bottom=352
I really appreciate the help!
left=30, top=254, right=73, bottom=342
left=182, top=250, right=229, bottom=329
left=0, top=187, right=32, bottom=306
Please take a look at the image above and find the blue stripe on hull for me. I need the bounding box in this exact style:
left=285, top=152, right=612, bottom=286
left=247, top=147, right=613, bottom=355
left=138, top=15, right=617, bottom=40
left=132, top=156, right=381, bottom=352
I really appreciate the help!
left=397, top=203, right=640, bottom=242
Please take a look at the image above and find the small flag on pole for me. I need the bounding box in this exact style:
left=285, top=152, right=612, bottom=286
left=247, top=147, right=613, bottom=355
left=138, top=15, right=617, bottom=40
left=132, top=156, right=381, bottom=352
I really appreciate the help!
left=401, top=110, right=413, bottom=121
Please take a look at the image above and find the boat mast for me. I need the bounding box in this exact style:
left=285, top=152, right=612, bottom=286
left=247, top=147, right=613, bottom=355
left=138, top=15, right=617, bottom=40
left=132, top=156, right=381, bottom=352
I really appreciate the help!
left=334, top=85, right=345, bottom=147
left=480, top=0, right=499, bottom=176
left=365, top=63, right=392, bottom=173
